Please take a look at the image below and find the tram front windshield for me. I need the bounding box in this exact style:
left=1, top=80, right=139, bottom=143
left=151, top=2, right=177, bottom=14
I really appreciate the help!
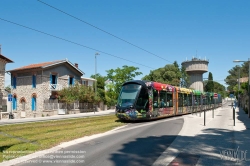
left=117, top=84, right=141, bottom=107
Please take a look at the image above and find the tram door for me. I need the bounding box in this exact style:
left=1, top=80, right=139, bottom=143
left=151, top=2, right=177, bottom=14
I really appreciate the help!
left=153, top=89, right=159, bottom=117
left=173, top=91, right=178, bottom=115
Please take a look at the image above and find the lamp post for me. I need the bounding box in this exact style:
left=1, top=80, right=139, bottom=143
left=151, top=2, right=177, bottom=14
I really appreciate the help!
left=95, top=53, right=99, bottom=97
left=233, top=58, right=250, bottom=118
left=94, top=53, right=99, bottom=113
left=237, top=65, right=241, bottom=106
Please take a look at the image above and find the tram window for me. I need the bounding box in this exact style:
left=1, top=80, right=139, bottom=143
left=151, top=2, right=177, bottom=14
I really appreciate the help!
left=178, top=93, right=183, bottom=107
left=196, top=95, right=201, bottom=105
left=153, top=90, right=158, bottom=108
left=166, top=93, right=173, bottom=107
left=184, top=94, right=188, bottom=106
left=188, top=94, right=192, bottom=106
left=159, top=90, right=166, bottom=108
left=136, top=88, right=148, bottom=108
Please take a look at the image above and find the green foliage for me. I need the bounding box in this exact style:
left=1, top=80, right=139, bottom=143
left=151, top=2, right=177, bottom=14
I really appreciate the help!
left=90, top=73, right=107, bottom=104
left=58, top=83, right=100, bottom=104
left=142, top=63, right=182, bottom=86
left=105, top=65, right=142, bottom=105
left=5, top=85, right=11, bottom=93
left=213, top=81, right=226, bottom=98
left=180, top=65, right=190, bottom=88
left=225, top=62, right=248, bottom=91
left=205, top=72, right=214, bottom=92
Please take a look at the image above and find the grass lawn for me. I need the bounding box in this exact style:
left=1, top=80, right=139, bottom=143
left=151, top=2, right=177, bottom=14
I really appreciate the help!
left=0, top=115, right=126, bottom=162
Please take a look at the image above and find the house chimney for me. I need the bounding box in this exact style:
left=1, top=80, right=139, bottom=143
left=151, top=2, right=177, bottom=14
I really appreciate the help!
left=75, top=63, right=78, bottom=68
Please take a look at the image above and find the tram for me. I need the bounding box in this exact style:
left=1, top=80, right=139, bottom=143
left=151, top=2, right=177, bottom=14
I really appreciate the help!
left=115, top=80, right=222, bottom=121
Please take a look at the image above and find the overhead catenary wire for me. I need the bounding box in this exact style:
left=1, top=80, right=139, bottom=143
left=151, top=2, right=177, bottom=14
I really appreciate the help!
left=37, top=0, right=173, bottom=64
left=0, top=17, right=155, bottom=70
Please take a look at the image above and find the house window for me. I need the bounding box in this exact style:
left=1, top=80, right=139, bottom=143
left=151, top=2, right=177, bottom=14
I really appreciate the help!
left=32, top=75, right=36, bottom=88
left=12, top=76, right=17, bottom=89
left=31, top=94, right=36, bottom=111
left=69, top=76, right=74, bottom=86
left=20, top=98, right=26, bottom=111
left=50, top=74, right=57, bottom=84
left=13, top=96, right=17, bottom=110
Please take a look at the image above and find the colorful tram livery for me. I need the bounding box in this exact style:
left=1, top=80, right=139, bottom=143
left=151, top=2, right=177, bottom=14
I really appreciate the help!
left=115, top=80, right=222, bottom=121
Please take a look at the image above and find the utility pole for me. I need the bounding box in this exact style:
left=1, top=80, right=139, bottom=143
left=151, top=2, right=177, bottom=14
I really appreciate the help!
left=94, top=53, right=99, bottom=113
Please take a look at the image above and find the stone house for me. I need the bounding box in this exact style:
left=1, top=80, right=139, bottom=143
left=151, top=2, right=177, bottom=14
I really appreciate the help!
left=0, top=53, right=13, bottom=109
left=7, top=59, right=90, bottom=118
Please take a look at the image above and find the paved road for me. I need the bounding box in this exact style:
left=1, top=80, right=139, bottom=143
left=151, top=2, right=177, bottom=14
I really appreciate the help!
left=13, top=117, right=184, bottom=166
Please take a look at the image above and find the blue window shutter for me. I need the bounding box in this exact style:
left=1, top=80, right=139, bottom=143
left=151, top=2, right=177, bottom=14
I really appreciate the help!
left=32, top=75, right=35, bottom=88
left=34, top=98, right=36, bottom=111
left=13, top=77, right=16, bottom=89
left=55, top=75, right=57, bottom=84
left=73, top=78, right=75, bottom=85
left=32, top=97, right=36, bottom=111
left=68, top=77, right=70, bottom=85
left=31, top=97, right=34, bottom=111
left=13, top=97, right=16, bottom=110
left=50, top=74, right=52, bottom=84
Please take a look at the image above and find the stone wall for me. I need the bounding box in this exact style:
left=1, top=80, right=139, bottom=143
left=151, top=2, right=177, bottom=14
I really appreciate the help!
left=0, top=60, right=6, bottom=106
left=12, top=74, right=69, bottom=118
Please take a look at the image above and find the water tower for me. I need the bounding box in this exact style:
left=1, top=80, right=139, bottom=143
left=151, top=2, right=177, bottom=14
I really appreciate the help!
left=181, top=57, right=209, bottom=92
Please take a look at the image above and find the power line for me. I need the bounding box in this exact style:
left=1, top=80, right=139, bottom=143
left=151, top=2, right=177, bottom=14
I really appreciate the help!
left=0, top=17, right=155, bottom=69
left=37, top=0, right=173, bottom=63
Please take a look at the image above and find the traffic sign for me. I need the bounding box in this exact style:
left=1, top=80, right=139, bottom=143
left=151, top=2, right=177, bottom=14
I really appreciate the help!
left=8, top=94, right=12, bottom=102
left=214, top=93, right=218, bottom=99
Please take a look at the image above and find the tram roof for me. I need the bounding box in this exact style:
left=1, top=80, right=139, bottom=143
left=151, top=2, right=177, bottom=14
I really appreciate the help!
left=122, top=80, right=148, bottom=89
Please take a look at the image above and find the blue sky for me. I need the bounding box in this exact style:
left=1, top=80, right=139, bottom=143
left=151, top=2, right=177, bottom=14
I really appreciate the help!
left=1, top=0, right=250, bottom=88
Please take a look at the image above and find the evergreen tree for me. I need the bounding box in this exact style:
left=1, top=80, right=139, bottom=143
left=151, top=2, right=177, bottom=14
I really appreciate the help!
left=205, top=72, right=214, bottom=92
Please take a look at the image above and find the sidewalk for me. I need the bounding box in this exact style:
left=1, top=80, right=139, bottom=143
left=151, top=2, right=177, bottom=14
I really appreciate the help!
left=154, top=101, right=250, bottom=166
left=0, top=109, right=115, bottom=126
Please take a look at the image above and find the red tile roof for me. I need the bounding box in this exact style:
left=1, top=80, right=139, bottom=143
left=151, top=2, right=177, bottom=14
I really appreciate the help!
left=9, top=60, right=62, bottom=71
left=0, top=54, right=14, bottom=63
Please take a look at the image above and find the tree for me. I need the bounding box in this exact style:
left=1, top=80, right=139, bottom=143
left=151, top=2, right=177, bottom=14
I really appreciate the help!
left=5, top=85, right=11, bottom=93
left=142, top=62, right=182, bottom=86
left=213, top=81, right=226, bottom=98
left=225, top=62, right=248, bottom=91
left=58, top=83, right=99, bottom=104
left=205, top=72, right=214, bottom=92
left=90, top=73, right=107, bottom=104
left=106, top=65, right=142, bottom=104
left=180, top=66, right=190, bottom=88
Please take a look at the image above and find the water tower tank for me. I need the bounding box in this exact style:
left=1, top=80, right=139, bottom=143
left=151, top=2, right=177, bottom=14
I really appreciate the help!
left=181, top=57, right=209, bottom=92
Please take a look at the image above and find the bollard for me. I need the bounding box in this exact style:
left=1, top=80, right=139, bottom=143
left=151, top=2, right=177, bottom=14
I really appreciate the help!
left=233, top=107, right=235, bottom=126
left=204, top=109, right=206, bottom=126
left=213, top=107, right=214, bottom=118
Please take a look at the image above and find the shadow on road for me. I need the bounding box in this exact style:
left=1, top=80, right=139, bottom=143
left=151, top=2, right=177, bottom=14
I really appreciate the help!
left=108, top=107, right=250, bottom=166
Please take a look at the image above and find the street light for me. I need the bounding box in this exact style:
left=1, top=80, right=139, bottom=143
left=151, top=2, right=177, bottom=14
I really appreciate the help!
left=233, top=58, right=250, bottom=118
left=95, top=53, right=99, bottom=97
left=237, top=65, right=241, bottom=106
